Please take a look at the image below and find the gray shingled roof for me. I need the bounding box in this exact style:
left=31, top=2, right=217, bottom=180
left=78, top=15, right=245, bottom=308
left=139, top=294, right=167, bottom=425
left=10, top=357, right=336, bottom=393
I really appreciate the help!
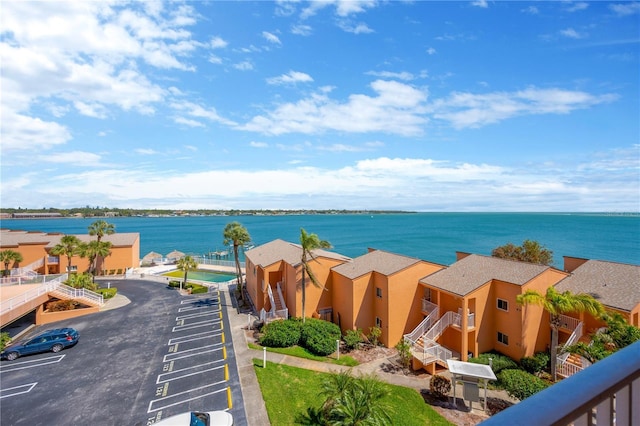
left=0, top=229, right=139, bottom=248
left=245, top=239, right=350, bottom=268
left=332, top=250, right=423, bottom=280
left=555, top=260, right=640, bottom=312
left=420, top=254, right=551, bottom=296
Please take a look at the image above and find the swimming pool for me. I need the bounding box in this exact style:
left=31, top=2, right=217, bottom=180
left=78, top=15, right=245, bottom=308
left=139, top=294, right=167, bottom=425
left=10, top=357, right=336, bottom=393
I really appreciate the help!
left=163, top=269, right=236, bottom=283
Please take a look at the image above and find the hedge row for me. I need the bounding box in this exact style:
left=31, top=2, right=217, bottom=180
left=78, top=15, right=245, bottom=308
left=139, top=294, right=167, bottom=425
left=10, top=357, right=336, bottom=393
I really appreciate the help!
left=259, top=318, right=341, bottom=356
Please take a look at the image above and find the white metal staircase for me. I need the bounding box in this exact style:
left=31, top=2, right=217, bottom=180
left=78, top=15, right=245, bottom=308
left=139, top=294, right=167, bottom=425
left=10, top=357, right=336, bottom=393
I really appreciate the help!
left=557, top=314, right=585, bottom=378
left=259, top=282, right=288, bottom=323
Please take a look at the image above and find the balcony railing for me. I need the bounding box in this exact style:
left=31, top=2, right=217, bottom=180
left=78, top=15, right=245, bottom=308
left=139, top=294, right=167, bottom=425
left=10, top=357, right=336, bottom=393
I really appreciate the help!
left=422, top=298, right=438, bottom=315
left=481, top=340, right=640, bottom=426
left=558, top=313, right=580, bottom=331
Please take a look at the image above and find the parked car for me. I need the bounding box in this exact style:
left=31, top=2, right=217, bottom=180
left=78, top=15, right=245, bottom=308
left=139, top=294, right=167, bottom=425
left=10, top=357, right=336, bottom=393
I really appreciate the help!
left=154, top=411, right=233, bottom=426
left=1, top=328, right=80, bottom=361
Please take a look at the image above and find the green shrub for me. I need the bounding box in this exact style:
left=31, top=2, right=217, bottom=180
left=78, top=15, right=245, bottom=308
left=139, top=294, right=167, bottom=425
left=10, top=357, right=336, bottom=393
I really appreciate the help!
left=368, top=326, right=382, bottom=346
left=520, top=351, right=550, bottom=374
left=0, top=332, right=11, bottom=351
left=259, top=319, right=302, bottom=348
left=343, top=329, right=364, bottom=351
left=96, top=287, right=117, bottom=299
left=168, top=280, right=181, bottom=288
left=469, top=352, right=518, bottom=374
left=497, top=369, right=548, bottom=400
left=300, top=318, right=342, bottom=356
left=395, top=339, right=412, bottom=369
left=430, top=374, right=451, bottom=399
left=186, top=283, right=208, bottom=294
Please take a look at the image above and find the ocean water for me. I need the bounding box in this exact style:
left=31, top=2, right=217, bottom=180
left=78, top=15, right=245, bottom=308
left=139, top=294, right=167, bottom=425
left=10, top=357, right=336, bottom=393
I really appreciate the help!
left=1, top=213, right=638, bottom=266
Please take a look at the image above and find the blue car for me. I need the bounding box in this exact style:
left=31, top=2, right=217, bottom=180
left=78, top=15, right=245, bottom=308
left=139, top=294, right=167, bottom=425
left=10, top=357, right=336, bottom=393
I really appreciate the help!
left=1, top=328, right=79, bottom=361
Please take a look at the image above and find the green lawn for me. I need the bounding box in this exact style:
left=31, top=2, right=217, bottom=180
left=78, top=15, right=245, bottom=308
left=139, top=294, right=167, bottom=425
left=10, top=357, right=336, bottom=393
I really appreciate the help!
left=254, top=360, right=453, bottom=426
left=249, top=343, right=359, bottom=366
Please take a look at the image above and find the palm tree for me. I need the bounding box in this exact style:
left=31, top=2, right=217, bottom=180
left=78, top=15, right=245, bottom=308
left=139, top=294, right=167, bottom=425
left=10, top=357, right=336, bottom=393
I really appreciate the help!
left=299, top=228, right=331, bottom=323
left=0, top=250, right=23, bottom=277
left=222, top=222, right=251, bottom=299
left=88, top=220, right=115, bottom=275
left=176, top=255, right=198, bottom=291
left=88, top=220, right=115, bottom=242
left=79, top=240, right=112, bottom=280
left=50, top=235, right=83, bottom=273
left=517, top=287, right=604, bottom=381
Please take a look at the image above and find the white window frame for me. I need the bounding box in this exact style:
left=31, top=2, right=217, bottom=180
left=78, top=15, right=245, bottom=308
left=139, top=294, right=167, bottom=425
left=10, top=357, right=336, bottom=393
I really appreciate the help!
left=497, top=331, right=509, bottom=345
left=497, top=298, right=509, bottom=312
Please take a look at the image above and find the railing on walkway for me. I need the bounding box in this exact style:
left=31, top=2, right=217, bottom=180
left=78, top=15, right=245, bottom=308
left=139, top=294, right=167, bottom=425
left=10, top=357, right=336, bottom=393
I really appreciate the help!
left=12, top=258, right=44, bottom=276
left=51, top=284, right=104, bottom=306
left=0, top=274, right=68, bottom=315
left=276, top=282, right=288, bottom=319
left=405, top=308, right=439, bottom=343
left=558, top=321, right=583, bottom=366
left=192, top=257, right=245, bottom=270
left=422, top=299, right=438, bottom=315
left=481, top=341, right=640, bottom=426
left=558, top=313, right=580, bottom=331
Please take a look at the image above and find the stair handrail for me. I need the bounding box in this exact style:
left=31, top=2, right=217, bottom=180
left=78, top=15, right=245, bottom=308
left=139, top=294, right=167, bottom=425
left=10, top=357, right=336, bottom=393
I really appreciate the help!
left=558, top=321, right=583, bottom=365
left=266, top=283, right=276, bottom=313
left=51, top=284, right=104, bottom=306
left=404, top=307, right=439, bottom=343
left=424, top=311, right=454, bottom=342
left=0, top=274, right=67, bottom=314
left=276, top=282, right=287, bottom=311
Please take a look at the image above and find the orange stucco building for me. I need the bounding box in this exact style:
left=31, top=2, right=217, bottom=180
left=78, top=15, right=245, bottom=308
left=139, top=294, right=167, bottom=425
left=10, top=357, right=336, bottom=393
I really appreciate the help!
left=0, top=229, right=140, bottom=276
left=244, top=238, right=640, bottom=373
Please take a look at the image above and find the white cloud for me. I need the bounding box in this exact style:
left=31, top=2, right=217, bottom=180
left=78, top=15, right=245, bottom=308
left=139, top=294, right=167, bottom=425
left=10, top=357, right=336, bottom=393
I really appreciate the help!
left=522, top=6, right=539, bottom=14
left=301, top=0, right=378, bottom=19
left=267, top=70, right=314, bottom=85
left=291, top=24, right=313, bottom=36
left=174, top=116, right=205, bottom=127
left=233, top=61, right=254, bottom=71
left=564, top=2, right=589, bottom=12
left=337, top=21, right=374, bottom=34
left=426, top=47, right=437, bottom=55
left=609, top=2, right=640, bottom=16
left=240, top=80, right=429, bottom=136
left=249, top=141, right=269, bottom=148
left=366, top=71, right=414, bottom=81
left=262, top=31, right=282, bottom=45
left=560, top=28, right=585, bottom=39
left=135, top=148, right=159, bottom=155
left=38, top=151, right=102, bottom=166
left=432, top=87, right=617, bottom=128
left=170, top=101, right=237, bottom=126
left=471, top=0, right=488, bottom=8
left=210, top=36, right=228, bottom=49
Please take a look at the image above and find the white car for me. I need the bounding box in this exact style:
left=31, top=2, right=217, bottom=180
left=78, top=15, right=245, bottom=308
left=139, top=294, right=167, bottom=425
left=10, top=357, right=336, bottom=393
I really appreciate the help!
left=154, top=411, right=233, bottom=426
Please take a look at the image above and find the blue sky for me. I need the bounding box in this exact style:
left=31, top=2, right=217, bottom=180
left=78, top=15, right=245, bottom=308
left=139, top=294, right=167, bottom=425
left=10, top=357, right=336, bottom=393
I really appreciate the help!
left=1, top=1, right=638, bottom=212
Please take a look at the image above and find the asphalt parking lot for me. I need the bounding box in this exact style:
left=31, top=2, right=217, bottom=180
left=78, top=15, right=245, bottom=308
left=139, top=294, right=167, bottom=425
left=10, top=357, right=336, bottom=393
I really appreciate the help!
left=0, top=279, right=246, bottom=425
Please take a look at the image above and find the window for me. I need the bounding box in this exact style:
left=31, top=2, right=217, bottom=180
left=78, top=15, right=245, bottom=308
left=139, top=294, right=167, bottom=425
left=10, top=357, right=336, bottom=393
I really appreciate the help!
left=497, top=298, right=508, bottom=312
left=376, top=287, right=382, bottom=298
left=375, top=317, right=382, bottom=328
left=497, top=332, right=509, bottom=345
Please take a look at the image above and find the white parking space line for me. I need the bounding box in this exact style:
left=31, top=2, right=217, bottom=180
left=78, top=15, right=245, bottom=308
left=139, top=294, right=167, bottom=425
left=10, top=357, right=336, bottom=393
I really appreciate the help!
left=175, top=310, right=221, bottom=321
left=157, top=361, right=226, bottom=384
left=168, top=330, right=222, bottom=345
left=163, top=343, right=225, bottom=362
left=172, top=318, right=221, bottom=332
left=0, top=355, right=66, bottom=374
left=147, top=381, right=229, bottom=413
left=0, top=382, right=37, bottom=399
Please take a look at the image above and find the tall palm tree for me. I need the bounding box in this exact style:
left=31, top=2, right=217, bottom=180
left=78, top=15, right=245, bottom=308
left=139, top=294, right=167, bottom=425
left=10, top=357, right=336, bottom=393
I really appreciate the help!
left=299, top=228, right=331, bottom=323
left=0, top=250, right=23, bottom=277
left=79, top=240, right=112, bottom=280
left=222, top=222, right=251, bottom=299
left=88, top=220, right=115, bottom=275
left=50, top=235, right=83, bottom=273
left=176, top=255, right=198, bottom=291
left=517, top=286, right=604, bottom=381
left=88, top=220, right=115, bottom=242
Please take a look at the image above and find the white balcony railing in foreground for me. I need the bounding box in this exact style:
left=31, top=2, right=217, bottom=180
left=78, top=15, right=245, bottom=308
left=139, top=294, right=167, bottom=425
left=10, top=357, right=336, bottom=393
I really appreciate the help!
left=481, top=340, right=640, bottom=426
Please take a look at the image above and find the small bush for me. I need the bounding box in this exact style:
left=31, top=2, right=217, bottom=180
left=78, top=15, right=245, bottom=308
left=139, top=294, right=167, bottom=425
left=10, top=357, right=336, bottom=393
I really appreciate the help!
left=520, top=351, right=550, bottom=374
left=186, top=283, right=208, bottom=294
left=96, top=287, right=118, bottom=299
left=1, top=332, right=11, bottom=351
left=300, top=318, right=341, bottom=356
left=395, top=339, right=412, bottom=369
left=368, top=326, right=382, bottom=346
left=168, top=281, right=181, bottom=288
left=259, top=319, right=302, bottom=348
left=430, top=374, right=452, bottom=399
left=46, top=299, right=79, bottom=312
left=343, top=329, right=364, bottom=351
left=469, top=352, right=518, bottom=374
left=498, top=369, right=548, bottom=400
